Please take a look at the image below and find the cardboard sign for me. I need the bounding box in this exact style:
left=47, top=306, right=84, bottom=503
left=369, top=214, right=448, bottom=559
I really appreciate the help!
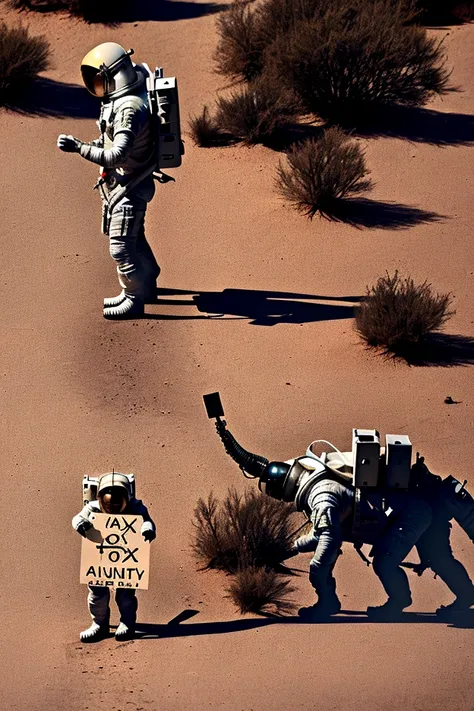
left=80, top=513, right=150, bottom=590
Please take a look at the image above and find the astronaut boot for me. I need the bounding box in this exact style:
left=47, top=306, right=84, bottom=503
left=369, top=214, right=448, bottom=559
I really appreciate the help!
left=367, top=596, right=412, bottom=621
left=104, top=290, right=126, bottom=308
left=115, top=622, right=136, bottom=641
left=80, top=622, right=109, bottom=643
left=103, top=296, right=144, bottom=320
left=298, top=596, right=341, bottom=621
left=436, top=589, right=474, bottom=617
left=104, top=269, right=144, bottom=319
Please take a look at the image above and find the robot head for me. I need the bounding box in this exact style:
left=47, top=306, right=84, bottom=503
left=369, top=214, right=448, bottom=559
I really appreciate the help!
left=97, top=472, right=131, bottom=514
left=258, top=461, right=302, bottom=502
left=80, top=42, right=143, bottom=99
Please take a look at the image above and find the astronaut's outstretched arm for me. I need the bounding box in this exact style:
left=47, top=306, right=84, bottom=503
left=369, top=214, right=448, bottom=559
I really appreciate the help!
left=294, top=530, right=320, bottom=553
left=57, top=131, right=134, bottom=168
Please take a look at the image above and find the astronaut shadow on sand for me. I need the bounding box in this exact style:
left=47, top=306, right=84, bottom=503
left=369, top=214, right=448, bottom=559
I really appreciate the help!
left=131, top=608, right=474, bottom=640
left=2, top=79, right=98, bottom=118
left=152, top=287, right=361, bottom=326
left=146, top=287, right=474, bottom=366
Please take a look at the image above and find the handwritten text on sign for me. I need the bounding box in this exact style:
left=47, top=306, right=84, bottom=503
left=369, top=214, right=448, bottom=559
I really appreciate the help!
left=80, top=513, right=150, bottom=589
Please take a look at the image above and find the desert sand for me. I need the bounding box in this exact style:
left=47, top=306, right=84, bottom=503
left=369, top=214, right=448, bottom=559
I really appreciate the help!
left=0, top=1, right=473, bottom=710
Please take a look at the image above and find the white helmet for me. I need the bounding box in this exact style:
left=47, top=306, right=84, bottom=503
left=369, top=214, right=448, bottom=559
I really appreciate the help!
left=80, top=42, right=144, bottom=99
left=97, top=471, right=131, bottom=513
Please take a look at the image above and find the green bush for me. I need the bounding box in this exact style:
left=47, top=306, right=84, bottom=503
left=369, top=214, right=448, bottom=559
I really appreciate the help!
left=355, top=271, right=455, bottom=358
left=268, top=1, right=449, bottom=126
left=215, top=76, right=301, bottom=145
left=0, top=23, right=50, bottom=99
left=276, top=128, right=373, bottom=218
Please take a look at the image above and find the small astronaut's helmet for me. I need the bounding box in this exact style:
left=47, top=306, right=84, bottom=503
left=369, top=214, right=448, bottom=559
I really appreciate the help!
left=80, top=42, right=144, bottom=99
left=97, top=472, right=131, bottom=514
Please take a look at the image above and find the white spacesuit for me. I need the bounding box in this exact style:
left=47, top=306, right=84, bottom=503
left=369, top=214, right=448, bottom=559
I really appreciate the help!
left=57, top=43, right=163, bottom=319
left=72, top=471, right=156, bottom=642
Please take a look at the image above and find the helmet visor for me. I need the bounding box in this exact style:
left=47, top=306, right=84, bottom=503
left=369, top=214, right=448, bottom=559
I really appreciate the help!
left=98, top=487, right=128, bottom=514
left=81, top=65, right=106, bottom=97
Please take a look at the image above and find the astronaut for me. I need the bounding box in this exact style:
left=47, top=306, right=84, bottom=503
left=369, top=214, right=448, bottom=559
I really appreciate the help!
left=72, top=472, right=156, bottom=642
left=57, top=42, right=162, bottom=319
left=211, top=416, right=474, bottom=621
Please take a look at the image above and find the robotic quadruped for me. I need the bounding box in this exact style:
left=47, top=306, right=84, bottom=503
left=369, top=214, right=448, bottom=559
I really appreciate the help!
left=204, top=392, right=474, bottom=620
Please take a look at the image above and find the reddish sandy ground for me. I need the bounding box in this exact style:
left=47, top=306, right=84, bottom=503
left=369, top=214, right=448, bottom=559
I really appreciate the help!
left=1, top=2, right=473, bottom=710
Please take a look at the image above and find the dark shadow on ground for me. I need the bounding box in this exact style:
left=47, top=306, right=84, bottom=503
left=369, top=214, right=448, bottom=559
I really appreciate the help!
left=147, top=288, right=362, bottom=325
left=134, top=607, right=474, bottom=639
left=119, top=0, right=224, bottom=22
left=356, top=105, right=474, bottom=146
left=1, top=78, right=97, bottom=118
left=417, top=3, right=474, bottom=25
left=392, top=333, right=474, bottom=367
left=327, top=198, right=444, bottom=230
left=221, top=106, right=474, bottom=151
left=263, top=122, right=325, bottom=151
left=8, top=0, right=224, bottom=22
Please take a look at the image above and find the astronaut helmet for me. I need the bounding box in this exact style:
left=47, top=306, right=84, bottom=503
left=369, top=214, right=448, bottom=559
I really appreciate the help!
left=80, top=42, right=144, bottom=99
left=97, top=471, right=131, bottom=514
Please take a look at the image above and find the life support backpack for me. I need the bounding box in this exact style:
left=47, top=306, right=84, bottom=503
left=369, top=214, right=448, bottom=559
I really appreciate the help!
left=142, top=64, right=184, bottom=171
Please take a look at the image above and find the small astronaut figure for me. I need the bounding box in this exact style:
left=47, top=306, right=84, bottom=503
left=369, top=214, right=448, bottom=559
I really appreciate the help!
left=72, top=472, right=156, bottom=642
left=57, top=42, right=162, bottom=319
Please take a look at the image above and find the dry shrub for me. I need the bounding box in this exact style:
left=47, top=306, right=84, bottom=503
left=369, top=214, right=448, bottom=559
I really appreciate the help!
left=214, top=0, right=263, bottom=81
left=192, top=488, right=300, bottom=573
left=214, top=0, right=326, bottom=82
left=355, top=271, right=455, bottom=357
left=266, top=0, right=449, bottom=126
left=214, top=0, right=448, bottom=128
left=276, top=128, right=372, bottom=218
left=215, top=76, right=300, bottom=145
left=0, top=23, right=50, bottom=99
left=227, top=566, right=296, bottom=614
left=215, top=1, right=423, bottom=84
left=188, top=105, right=225, bottom=147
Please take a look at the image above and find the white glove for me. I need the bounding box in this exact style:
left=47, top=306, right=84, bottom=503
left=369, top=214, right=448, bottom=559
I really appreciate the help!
left=57, top=134, right=82, bottom=153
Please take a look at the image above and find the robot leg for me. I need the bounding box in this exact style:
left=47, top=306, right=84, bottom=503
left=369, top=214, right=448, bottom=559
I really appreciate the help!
left=369, top=499, right=433, bottom=617
left=417, top=519, right=474, bottom=614
left=441, top=476, right=474, bottom=542
left=298, top=529, right=342, bottom=620
left=298, top=560, right=341, bottom=619
left=80, top=585, right=110, bottom=642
